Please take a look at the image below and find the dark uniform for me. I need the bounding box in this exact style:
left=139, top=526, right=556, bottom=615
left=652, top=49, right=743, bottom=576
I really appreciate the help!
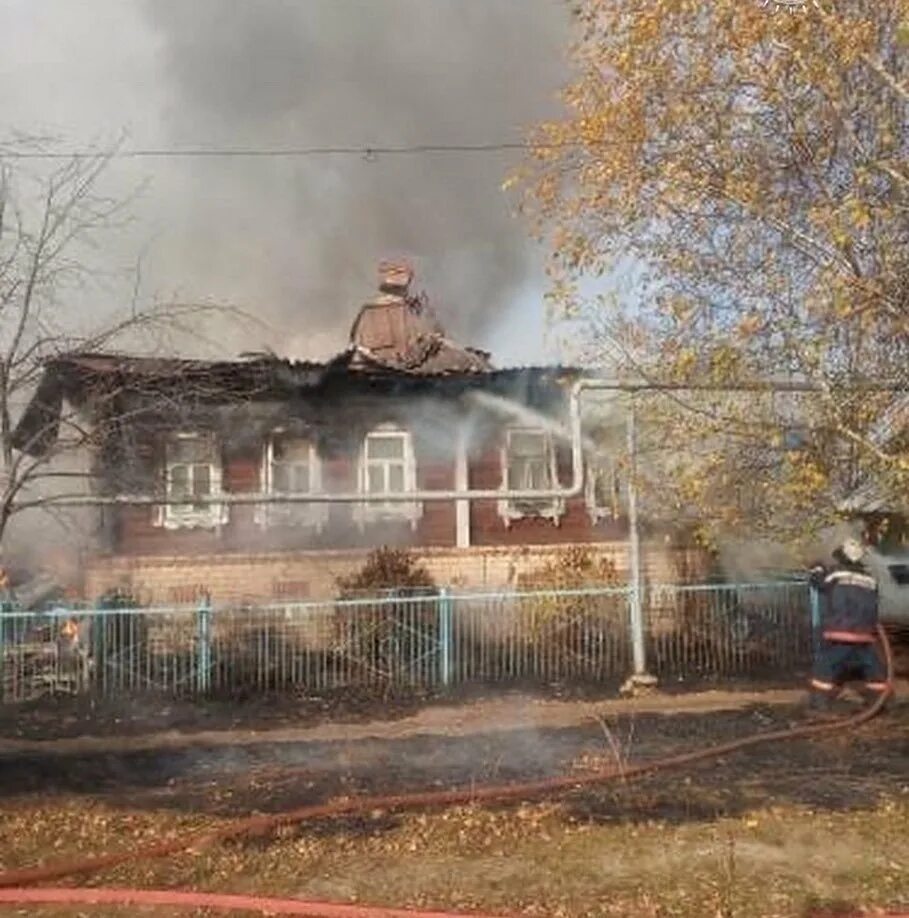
left=808, top=546, right=889, bottom=709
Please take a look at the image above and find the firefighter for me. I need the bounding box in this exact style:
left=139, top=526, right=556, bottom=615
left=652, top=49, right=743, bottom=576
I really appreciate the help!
left=808, top=537, right=890, bottom=713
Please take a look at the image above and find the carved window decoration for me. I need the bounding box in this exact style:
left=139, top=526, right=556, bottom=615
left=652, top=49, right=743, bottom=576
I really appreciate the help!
left=154, top=432, right=227, bottom=530
left=257, top=431, right=328, bottom=531
left=498, top=428, right=564, bottom=526
left=353, top=425, right=422, bottom=529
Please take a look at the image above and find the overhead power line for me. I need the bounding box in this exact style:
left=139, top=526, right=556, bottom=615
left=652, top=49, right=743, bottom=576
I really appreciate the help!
left=0, top=140, right=601, bottom=161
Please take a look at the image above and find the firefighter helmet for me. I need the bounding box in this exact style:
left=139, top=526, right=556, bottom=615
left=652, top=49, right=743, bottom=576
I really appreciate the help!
left=839, top=537, right=865, bottom=564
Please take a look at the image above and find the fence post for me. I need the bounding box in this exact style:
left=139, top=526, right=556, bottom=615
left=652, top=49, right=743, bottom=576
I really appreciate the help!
left=809, top=582, right=821, bottom=659
left=438, top=588, right=453, bottom=688
left=0, top=601, right=6, bottom=704
left=92, top=596, right=108, bottom=696
left=196, top=593, right=212, bottom=695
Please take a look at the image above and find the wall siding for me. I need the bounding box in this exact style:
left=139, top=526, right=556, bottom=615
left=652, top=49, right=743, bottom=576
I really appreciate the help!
left=112, top=439, right=620, bottom=556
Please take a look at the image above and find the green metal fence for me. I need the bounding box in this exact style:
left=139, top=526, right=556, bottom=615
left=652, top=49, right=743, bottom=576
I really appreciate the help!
left=0, top=581, right=810, bottom=703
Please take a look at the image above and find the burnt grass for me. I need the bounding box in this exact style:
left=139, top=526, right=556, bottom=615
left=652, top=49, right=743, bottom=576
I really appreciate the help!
left=0, top=675, right=806, bottom=742
left=0, top=684, right=442, bottom=741
left=0, top=691, right=906, bottom=918
left=0, top=699, right=905, bottom=833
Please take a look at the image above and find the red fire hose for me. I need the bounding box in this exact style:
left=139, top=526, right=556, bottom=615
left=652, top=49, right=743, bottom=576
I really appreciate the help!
left=0, top=626, right=895, bottom=915
left=0, top=887, right=512, bottom=916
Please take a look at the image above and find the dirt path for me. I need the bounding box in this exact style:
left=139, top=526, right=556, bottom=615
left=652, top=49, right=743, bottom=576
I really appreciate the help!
left=0, top=685, right=820, bottom=758
left=0, top=686, right=903, bottom=844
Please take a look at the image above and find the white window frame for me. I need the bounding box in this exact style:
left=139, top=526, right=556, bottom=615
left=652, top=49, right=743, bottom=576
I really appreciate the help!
left=353, top=424, right=422, bottom=529
left=498, top=427, right=564, bottom=527
left=154, top=431, right=227, bottom=531
left=256, top=429, right=328, bottom=531
left=586, top=458, right=621, bottom=524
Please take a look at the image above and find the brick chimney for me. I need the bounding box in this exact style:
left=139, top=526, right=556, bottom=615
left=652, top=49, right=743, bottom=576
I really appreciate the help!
left=348, top=260, right=491, bottom=374
left=377, top=260, right=413, bottom=296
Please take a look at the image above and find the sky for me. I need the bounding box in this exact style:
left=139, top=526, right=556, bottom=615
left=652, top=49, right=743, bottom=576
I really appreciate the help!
left=0, top=0, right=576, bottom=367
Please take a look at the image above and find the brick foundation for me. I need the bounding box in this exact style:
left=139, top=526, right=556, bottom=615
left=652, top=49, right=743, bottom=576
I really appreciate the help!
left=83, top=542, right=707, bottom=606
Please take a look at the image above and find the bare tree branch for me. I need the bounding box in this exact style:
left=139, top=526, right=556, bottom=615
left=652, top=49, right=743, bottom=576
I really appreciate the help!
left=0, top=138, right=250, bottom=553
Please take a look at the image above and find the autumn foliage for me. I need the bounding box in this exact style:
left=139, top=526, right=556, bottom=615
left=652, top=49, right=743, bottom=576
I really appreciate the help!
left=519, top=0, right=909, bottom=546
left=337, top=547, right=436, bottom=597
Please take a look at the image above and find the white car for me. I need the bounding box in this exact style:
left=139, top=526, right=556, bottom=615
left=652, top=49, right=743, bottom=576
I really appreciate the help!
left=863, top=551, right=909, bottom=625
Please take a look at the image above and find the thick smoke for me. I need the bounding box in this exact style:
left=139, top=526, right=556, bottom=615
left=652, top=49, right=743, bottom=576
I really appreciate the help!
left=140, top=0, right=571, bottom=358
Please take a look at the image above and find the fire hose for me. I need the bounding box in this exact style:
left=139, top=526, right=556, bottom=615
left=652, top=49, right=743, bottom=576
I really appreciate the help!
left=0, top=625, right=895, bottom=916
left=0, top=887, right=511, bottom=916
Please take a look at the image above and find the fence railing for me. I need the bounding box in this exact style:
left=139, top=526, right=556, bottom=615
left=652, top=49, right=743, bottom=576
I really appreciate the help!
left=0, top=581, right=810, bottom=703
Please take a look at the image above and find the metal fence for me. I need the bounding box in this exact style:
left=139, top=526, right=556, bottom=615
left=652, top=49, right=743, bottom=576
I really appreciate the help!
left=0, top=581, right=810, bottom=703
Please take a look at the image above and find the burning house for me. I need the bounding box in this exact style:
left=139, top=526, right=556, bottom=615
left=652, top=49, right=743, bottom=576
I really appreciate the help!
left=14, top=263, right=694, bottom=605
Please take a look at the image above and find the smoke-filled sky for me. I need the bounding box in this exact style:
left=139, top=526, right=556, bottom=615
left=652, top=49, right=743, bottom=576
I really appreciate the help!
left=0, top=0, right=573, bottom=365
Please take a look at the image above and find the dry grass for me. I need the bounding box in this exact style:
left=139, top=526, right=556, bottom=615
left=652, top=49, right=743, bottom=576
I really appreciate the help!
left=0, top=790, right=906, bottom=917
left=0, top=699, right=906, bottom=917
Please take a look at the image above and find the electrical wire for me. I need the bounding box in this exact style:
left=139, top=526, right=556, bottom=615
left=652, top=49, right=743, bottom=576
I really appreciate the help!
left=0, top=140, right=605, bottom=161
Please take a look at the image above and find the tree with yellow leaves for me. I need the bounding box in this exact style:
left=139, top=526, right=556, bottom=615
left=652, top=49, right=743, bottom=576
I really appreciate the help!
left=519, top=0, right=909, bottom=549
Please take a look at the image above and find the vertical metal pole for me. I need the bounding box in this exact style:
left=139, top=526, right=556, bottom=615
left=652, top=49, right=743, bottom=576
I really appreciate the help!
left=455, top=424, right=471, bottom=549
left=809, top=582, right=821, bottom=659
left=438, top=587, right=453, bottom=688
left=197, top=593, right=212, bottom=695
left=94, top=598, right=107, bottom=696
left=627, top=397, right=647, bottom=677
left=0, top=601, right=6, bottom=705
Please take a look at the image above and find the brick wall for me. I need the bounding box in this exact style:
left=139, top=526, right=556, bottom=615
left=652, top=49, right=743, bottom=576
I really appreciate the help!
left=83, top=541, right=707, bottom=606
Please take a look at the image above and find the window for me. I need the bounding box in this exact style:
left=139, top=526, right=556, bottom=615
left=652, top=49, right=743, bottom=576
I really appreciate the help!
left=586, top=460, right=621, bottom=524
left=354, top=425, right=421, bottom=528
left=498, top=428, right=564, bottom=526
left=271, top=434, right=316, bottom=493
left=156, top=433, right=226, bottom=530
left=257, top=431, right=327, bottom=530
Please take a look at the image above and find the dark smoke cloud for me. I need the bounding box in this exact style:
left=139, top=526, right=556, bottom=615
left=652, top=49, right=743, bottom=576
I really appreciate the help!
left=141, top=0, right=571, bottom=358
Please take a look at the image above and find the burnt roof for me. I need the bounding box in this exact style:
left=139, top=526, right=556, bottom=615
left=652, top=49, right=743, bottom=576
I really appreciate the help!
left=12, top=348, right=580, bottom=457
left=38, top=349, right=574, bottom=388
left=12, top=262, right=574, bottom=456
